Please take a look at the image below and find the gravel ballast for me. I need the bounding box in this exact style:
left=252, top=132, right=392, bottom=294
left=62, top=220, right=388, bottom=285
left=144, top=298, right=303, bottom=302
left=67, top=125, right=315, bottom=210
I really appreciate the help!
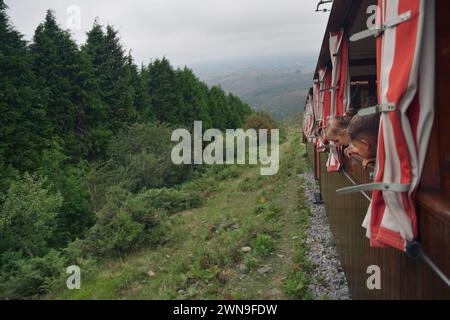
left=299, top=172, right=352, bottom=300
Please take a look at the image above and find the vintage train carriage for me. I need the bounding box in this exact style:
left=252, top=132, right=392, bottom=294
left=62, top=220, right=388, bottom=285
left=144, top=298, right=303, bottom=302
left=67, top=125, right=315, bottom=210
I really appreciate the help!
left=303, top=0, right=450, bottom=299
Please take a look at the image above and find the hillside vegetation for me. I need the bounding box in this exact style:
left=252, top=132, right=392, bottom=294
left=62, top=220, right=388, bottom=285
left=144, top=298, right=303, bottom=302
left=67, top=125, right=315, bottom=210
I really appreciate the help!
left=0, top=1, right=254, bottom=299
left=0, top=0, right=314, bottom=300
left=48, top=123, right=314, bottom=300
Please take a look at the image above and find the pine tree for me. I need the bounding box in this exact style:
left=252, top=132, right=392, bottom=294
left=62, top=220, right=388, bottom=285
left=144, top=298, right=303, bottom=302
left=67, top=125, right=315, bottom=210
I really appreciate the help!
left=225, top=94, right=241, bottom=128
left=79, top=22, right=111, bottom=159
left=208, top=86, right=228, bottom=130
left=176, top=67, right=211, bottom=128
left=30, top=10, right=93, bottom=160
left=128, top=56, right=153, bottom=123
left=198, top=82, right=215, bottom=129
left=27, top=11, right=98, bottom=242
left=0, top=0, right=48, bottom=179
left=146, top=58, right=183, bottom=124
left=102, top=25, right=138, bottom=126
left=83, top=24, right=138, bottom=125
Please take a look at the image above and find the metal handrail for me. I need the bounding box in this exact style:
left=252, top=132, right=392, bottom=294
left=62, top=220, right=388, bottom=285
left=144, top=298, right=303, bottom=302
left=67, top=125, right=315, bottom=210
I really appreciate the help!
left=406, top=241, right=450, bottom=288
left=340, top=165, right=450, bottom=288
left=342, top=169, right=371, bottom=202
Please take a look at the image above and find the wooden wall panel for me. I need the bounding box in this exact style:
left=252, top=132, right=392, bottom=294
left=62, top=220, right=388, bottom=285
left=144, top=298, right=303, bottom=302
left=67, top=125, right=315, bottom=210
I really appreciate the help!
left=312, top=148, right=450, bottom=300
left=436, top=0, right=450, bottom=197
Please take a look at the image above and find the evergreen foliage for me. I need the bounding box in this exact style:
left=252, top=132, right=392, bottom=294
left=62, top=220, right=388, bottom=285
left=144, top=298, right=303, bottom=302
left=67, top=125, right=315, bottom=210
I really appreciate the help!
left=0, top=2, right=255, bottom=299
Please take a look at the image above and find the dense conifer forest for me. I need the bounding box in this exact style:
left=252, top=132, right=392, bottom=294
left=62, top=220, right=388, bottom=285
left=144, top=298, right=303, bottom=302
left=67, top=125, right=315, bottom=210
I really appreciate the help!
left=0, top=1, right=257, bottom=298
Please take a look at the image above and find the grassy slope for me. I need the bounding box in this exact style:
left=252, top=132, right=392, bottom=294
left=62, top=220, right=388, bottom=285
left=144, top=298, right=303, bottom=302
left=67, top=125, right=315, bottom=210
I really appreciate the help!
left=49, top=124, right=313, bottom=300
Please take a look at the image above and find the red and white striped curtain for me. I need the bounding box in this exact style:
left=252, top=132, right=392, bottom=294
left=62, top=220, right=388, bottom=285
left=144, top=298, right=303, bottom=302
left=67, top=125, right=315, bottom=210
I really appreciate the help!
left=363, top=0, right=435, bottom=250
left=312, top=68, right=326, bottom=148
left=317, top=68, right=332, bottom=152
left=326, top=144, right=342, bottom=172
left=322, top=68, right=332, bottom=130
left=303, top=93, right=315, bottom=141
left=326, top=29, right=351, bottom=172
left=316, top=68, right=326, bottom=125
left=330, top=29, right=351, bottom=117
left=313, top=77, right=321, bottom=145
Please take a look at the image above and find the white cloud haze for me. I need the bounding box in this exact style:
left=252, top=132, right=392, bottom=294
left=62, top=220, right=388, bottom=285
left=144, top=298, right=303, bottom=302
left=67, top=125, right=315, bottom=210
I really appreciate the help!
left=6, top=0, right=330, bottom=67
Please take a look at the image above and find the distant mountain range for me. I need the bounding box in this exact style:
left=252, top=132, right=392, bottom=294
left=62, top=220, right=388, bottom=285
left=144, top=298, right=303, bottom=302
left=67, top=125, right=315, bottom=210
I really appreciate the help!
left=190, top=54, right=315, bottom=119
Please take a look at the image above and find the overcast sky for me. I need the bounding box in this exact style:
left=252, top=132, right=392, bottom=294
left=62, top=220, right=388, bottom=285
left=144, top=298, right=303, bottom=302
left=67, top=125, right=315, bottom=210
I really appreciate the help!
left=6, top=0, right=330, bottom=67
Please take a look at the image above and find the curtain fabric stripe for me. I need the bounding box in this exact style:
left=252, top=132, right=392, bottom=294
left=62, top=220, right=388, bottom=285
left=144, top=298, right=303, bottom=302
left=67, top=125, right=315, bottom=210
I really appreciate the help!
left=363, top=0, right=435, bottom=251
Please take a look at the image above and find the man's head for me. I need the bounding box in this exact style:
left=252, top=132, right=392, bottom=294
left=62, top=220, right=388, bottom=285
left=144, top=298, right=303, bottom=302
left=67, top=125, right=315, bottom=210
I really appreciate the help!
left=347, top=113, right=380, bottom=159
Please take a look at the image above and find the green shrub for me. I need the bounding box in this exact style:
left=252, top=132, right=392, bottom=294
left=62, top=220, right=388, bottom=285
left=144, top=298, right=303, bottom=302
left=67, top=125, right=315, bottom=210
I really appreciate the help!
left=283, top=230, right=313, bottom=300
left=137, top=188, right=203, bottom=214
left=254, top=204, right=268, bottom=215
left=87, top=123, right=194, bottom=209
left=64, top=238, right=98, bottom=267
left=92, top=211, right=145, bottom=255
left=107, top=123, right=193, bottom=189
left=238, top=177, right=254, bottom=192
left=243, top=255, right=258, bottom=271
left=244, top=112, right=275, bottom=133
left=82, top=187, right=169, bottom=257
left=37, top=141, right=96, bottom=245
left=283, top=270, right=313, bottom=300
left=180, top=176, right=222, bottom=195
left=0, top=173, right=63, bottom=257
left=0, top=157, right=19, bottom=193
left=0, top=250, right=66, bottom=299
left=253, top=234, right=275, bottom=257
left=216, top=166, right=241, bottom=180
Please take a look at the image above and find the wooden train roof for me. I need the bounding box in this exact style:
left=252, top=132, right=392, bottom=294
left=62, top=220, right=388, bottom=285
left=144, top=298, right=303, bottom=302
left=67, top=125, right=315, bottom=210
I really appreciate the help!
left=314, top=0, right=377, bottom=81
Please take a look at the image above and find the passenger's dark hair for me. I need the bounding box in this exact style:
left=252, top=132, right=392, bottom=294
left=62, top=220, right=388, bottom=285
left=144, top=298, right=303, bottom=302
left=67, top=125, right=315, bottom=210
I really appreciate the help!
left=347, top=113, right=381, bottom=142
